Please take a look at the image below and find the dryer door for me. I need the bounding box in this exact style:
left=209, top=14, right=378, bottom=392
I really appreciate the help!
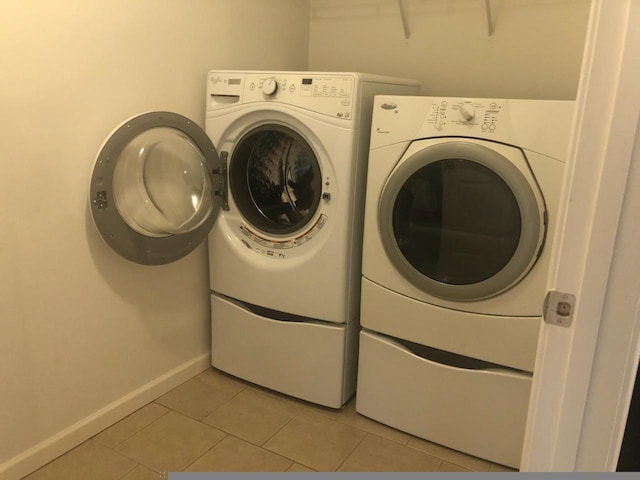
left=90, top=112, right=224, bottom=265
left=228, top=124, right=323, bottom=236
left=379, top=139, right=545, bottom=301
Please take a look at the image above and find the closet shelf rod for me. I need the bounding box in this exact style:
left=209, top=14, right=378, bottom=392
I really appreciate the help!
left=485, top=0, right=494, bottom=36
left=397, top=0, right=410, bottom=39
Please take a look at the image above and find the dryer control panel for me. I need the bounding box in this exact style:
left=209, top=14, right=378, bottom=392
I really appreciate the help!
left=207, top=71, right=357, bottom=122
left=427, top=98, right=505, bottom=133
left=370, top=95, right=576, bottom=160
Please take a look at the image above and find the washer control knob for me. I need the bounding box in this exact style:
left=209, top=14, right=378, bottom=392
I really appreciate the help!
left=458, top=102, right=475, bottom=123
left=262, top=78, right=278, bottom=96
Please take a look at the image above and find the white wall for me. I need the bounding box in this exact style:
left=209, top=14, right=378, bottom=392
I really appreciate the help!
left=309, top=0, right=590, bottom=99
left=0, top=1, right=309, bottom=478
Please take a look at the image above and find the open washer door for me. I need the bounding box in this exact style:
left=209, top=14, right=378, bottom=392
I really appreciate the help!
left=90, top=112, right=225, bottom=265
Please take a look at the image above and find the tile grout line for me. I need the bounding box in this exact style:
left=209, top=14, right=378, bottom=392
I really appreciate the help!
left=106, top=407, right=173, bottom=472
left=256, top=399, right=312, bottom=464
left=114, top=460, right=143, bottom=480
left=332, top=401, right=415, bottom=449
left=257, top=400, right=359, bottom=472
left=255, top=404, right=302, bottom=449
left=107, top=403, right=227, bottom=475
left=333, top=430, right=370, bottom=472
left=179, top=431, right=230, bottom=473
left=156, top=372, right=249, bottom=423
left=181, top=383, right=308, bottom=472
left=107, top=405, right=172, bottom=448
left=401, top=437, right=493, bottom=472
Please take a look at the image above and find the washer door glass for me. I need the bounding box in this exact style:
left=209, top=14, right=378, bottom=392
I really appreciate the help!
left=90, top=112, right=223, bottom=265
left=229, top=125, right=322, bottom=236
left=112, top=127, right=214, bottom=237
left=379, top=141, right=544, bottom=301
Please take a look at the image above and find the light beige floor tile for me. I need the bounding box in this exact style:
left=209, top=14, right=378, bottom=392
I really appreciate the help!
left=263, top=410, right=366, bottom=471
left=94, top=403, right=169, bottom=448
left=490, top=462, right=519, bottom=472
left=23, top=440, right=136, bottom=480
left=202, top=387, right=302, bottom=445
left=438, top=461, right=473, bottom=472
left=287, top=463, right=316, bottom=472
left=120, top=464, right=165, bottom=479
left=186, top=435, right=292, bottom=472
left=155, top=368, right=245, bottom=420
left=407, top=436, right=492, bottom=471
left=115, top=411, right=226, bottom=472
left=338, top=434, right=441, bottom=472
left=337, top=400, right=410, bottom=445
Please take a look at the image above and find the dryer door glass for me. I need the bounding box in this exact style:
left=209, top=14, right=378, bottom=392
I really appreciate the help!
left=393, top=159, right=521, bottom=285
left=379, top=140, right=544, bottom=301
left=230, top=125, right=322, bottom=236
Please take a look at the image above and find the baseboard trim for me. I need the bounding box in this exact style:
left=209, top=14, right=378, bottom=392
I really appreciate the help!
left=0, top=353, right=211, bottom=480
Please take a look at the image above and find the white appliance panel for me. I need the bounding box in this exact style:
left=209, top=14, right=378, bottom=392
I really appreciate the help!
left=211, top=294, right=358, bottom=408
left=357, top=330, right=531, bottom=469
left=361, top=277, right=540, bottom=372
left=369, top=96, right=575, bottom=160
left=362, top=141, right=566, bottom=318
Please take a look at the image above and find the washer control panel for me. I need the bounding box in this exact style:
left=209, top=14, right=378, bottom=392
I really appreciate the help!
left=428, top=99, right=504, bottom=133
left=207, top=72, right=356, bottom=121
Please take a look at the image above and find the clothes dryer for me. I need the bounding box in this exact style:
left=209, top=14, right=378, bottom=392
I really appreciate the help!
left=356, top=96, right=574, bottom=467
left=88, top=71, right=420, bottom=409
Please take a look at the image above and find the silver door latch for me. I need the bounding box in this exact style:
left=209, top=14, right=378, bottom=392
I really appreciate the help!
left=543, top=290, right=576, bottom=328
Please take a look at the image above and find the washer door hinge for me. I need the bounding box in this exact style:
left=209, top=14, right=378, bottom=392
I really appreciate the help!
left=212, top=151, right=229, bottom=211
left=543, top=290, right=576, bottom=328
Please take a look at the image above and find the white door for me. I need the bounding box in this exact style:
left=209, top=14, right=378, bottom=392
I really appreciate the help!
left=521, top=0, right=640, bottom=471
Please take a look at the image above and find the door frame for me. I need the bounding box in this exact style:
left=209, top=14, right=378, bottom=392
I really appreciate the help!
left=521, top=0, right=640, bottom=471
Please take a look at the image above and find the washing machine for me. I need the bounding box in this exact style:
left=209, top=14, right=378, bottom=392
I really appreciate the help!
left=88, top=71, right=420, bottom=409
left=356, top=96, right=575, bottom=467
left=205, top=71, right=419, bottom=408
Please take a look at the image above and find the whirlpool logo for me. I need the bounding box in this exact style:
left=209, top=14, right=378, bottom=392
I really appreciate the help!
left=376, top=102, right=397, bottom=134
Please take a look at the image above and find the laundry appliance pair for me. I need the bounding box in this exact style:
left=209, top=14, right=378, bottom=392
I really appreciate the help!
left=356, top=96, right=575, bottom=468
left=89, top=71, right=420, bottom=409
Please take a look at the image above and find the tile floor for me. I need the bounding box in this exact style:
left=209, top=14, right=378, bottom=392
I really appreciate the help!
left=23, top=368, right=517, bottom=478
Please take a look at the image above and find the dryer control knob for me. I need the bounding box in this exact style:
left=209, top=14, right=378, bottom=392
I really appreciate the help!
left=458, top=102, right=475, bottom=123
left=262, top=78, right=279, bottom=96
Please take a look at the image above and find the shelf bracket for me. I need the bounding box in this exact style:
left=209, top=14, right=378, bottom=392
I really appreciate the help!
left=485, top=0, right=494, bottom=36
left=397, top=0, right=410, bottom=39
